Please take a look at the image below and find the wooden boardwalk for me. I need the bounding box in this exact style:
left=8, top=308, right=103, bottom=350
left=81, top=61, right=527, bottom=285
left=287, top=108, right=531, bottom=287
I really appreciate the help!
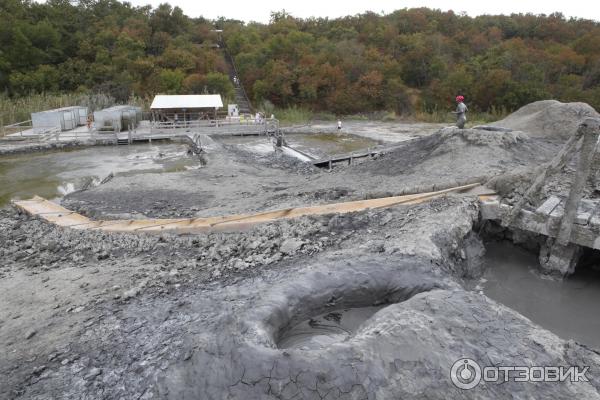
left=312, top=150, right=379, bottom=168
left=13, top=183, right=484, bottom=234
left=480, top=195, right=600, bottom=250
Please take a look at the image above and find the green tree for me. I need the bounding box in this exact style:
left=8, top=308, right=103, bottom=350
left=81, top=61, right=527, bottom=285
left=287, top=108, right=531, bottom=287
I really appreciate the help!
left=155, top=69, right=185, bottom=93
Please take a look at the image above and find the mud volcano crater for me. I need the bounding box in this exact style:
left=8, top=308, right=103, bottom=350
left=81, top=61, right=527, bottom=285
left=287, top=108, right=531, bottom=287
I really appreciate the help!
left=248, top=262, right=445, bottom=351
left=276, top=305, right=387, bottom=350
left=272, top=283, right=439, bottom=350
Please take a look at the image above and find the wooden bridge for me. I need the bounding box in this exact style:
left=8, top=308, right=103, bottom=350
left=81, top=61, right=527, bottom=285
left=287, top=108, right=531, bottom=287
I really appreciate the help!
left=311, top=149, right=380, bottom=168
left=481, top=195, right=600, bottom=250
left=483, top=117, right=600, bottom=277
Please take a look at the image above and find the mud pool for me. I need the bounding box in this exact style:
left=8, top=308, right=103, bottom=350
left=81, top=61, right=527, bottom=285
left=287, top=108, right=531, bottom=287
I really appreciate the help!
left=0, top=143, right=198, bottom=206
left=0, top=134, right=381, bottom=207
left=482, top=241, right=600, bottom=349
left=277, top=306, right=385, bottom=350
left=216, top=132, right=382, bottom=159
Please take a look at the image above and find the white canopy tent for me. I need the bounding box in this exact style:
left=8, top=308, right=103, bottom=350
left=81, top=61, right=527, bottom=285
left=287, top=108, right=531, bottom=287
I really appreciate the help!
left=150, top=95, right=223, bottom=122
left=150, top=95, right=223, bottom=110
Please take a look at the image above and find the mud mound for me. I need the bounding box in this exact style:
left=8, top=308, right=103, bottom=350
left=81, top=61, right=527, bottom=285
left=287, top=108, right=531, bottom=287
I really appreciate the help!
left=357, top=126, right=535, bottom=177
left=494, top=100, right=599, bottom=138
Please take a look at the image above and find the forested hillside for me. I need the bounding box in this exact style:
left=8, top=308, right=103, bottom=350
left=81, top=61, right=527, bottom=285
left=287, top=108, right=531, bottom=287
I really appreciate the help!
left=2, top=0, right=600, bottom=116
left=0, top=0, right=233, bottom=102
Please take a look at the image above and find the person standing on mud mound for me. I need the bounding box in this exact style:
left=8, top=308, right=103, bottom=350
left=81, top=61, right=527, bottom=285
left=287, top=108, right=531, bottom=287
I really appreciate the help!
left=452, top=95, right=468, bottom=129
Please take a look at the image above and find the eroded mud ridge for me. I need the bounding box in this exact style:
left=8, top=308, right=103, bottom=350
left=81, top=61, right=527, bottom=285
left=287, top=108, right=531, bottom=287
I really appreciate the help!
left=3, top=103, right=600, bottom=399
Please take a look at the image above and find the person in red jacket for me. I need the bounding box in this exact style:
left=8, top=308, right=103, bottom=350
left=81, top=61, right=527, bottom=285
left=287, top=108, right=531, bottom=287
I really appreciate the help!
left=452, top=95, right=468, bottom=129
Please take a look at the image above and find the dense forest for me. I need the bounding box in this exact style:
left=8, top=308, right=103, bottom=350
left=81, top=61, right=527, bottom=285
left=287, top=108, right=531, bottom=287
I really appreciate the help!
left=2, top=0, right=600, bottom=117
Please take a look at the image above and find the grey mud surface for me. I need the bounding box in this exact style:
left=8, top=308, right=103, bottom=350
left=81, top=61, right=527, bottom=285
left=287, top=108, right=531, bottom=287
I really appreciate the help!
left=2, top=108, right=600, bottom=399
left=63, top=125, right=559, bottom=220
left=0, top=139, right=88, bottom=156
left=283, top=120, right=446, bottom=143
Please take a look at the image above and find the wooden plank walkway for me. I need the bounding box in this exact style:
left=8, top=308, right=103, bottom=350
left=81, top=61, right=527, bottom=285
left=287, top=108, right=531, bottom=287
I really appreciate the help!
left=13, top=183, right=485, bottom=234
left=312, top=150, right=379, bottom=168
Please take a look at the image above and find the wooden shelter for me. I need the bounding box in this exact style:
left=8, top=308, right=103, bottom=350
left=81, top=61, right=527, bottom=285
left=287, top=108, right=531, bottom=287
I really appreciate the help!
left=150, top=95, right=223, bottom=122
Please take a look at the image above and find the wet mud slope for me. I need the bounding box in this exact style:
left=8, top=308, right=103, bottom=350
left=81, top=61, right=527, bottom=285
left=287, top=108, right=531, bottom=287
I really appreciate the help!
left=63, top=127, right=561, bottom=220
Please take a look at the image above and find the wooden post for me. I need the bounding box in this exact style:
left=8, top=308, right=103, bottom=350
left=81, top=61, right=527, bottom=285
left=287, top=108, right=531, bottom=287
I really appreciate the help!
left=502, top=128, right=584, bottom=227
left=557, top=118, right=600, bottom=245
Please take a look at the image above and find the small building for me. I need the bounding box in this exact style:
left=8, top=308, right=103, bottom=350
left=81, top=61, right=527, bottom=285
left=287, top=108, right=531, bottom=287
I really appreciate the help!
left=31, top=106, right=88, bottom=134
left=93, top=105, right=142, bottom=132
left=150, top=95, right=223, bottom=122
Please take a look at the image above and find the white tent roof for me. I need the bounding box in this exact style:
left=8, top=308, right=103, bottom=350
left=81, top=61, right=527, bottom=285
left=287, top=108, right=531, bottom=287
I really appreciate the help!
left=150, top=95, right=223, bottom=109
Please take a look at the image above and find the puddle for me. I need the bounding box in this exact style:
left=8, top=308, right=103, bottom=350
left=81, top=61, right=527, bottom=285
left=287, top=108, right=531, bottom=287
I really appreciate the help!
left=285, top=133, right=382, bottom=159
left=482, top=241, right=600, bottom=349
left=0, top=143, right=199, bottom=206
left=277, top=306, right=385, bottom=350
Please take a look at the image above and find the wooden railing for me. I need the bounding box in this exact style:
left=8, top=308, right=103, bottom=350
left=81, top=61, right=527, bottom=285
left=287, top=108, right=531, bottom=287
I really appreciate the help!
left=1, top=120, right=33, bottom=137
left=150, top=118, right=280, bottom=136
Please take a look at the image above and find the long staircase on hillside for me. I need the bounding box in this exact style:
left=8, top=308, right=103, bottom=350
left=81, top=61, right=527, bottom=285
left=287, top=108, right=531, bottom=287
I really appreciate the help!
left=221, top=42, right=253, bottom=114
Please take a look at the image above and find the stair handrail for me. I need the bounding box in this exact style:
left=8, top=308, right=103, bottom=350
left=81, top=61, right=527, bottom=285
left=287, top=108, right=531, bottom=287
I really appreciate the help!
left=220, top=39, right=253, bottom=113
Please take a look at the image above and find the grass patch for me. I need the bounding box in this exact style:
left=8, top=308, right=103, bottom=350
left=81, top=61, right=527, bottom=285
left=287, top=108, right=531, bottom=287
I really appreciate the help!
left=381, top=111, right=399, bottom=122
left=275, top=106, right=313, bottom=125
left=0, top=92, right=155, bottom=128
left=311, top=111, right=337, bottom=121
left=414, top=106, right=508, bottom=124
left=0, top=93, right=85, bottom=126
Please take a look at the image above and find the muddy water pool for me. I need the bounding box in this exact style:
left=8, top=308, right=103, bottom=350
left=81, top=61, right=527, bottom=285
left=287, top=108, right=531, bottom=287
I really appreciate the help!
left=0, top=133, right=380, bottom=207
left=216, top=133, right=382, bottom=159
left=277, top=306, right=385, bottom=350
left=0, top=143, right=198, bottom=206
left=482, top=241, right=600, bottom=349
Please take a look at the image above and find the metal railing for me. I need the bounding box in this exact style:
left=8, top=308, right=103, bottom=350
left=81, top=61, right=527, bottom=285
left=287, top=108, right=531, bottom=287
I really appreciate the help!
left=38, top=127, right=61, bottom=142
